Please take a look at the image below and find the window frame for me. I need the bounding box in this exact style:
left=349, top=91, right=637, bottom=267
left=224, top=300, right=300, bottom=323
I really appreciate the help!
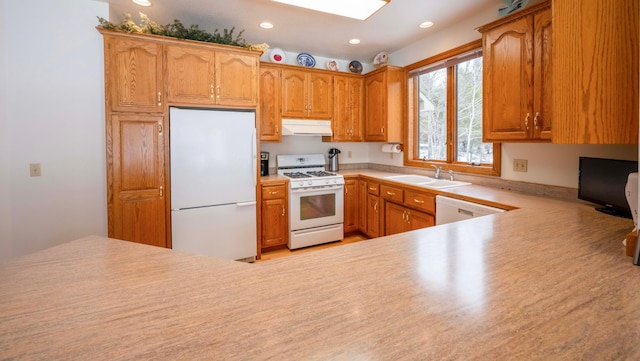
left=404, top=39, right=501, bottom=177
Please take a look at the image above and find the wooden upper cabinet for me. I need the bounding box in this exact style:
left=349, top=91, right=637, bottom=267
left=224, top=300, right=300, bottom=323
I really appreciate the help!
left=166, top=43, right=258, bottom=108
left=282, top=68, right=333, bottom=119
left=259, top=64, right=282, bottom=141
left=215, top=51, right=258, bottom=107
left=552, top=0, right=639, bottom=144
left=479, top=1, right=551, bottom=142
left=166, top=44, right=215, bottom=105
left=364, top=66, right=404, bottom=142
left=104, top=35, right=164, bottom=113
left=107, top=113, right=167, bottom=248
left=328, top=75, right=363, bottom=142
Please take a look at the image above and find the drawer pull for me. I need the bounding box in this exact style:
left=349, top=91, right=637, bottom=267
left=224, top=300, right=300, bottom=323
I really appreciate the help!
left=369, top=187, right=377, bottom=191
left=269, top=191, right=279, bottom=195
left=386, top=191, right=395, bottom=196
left=413, top=199, right=425, bottom=204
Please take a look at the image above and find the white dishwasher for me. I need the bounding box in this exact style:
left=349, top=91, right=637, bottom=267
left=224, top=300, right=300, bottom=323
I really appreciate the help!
left=435, top=195, right=506, bottom=225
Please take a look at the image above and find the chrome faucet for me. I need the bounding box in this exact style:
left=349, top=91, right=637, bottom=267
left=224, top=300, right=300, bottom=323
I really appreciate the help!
left=432, top=165, right=442, bottom=179
left=449, top=170, right=455, bottom=181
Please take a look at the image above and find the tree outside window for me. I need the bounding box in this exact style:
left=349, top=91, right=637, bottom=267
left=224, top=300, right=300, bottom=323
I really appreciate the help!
left=406, top=40, right=500, bottom=177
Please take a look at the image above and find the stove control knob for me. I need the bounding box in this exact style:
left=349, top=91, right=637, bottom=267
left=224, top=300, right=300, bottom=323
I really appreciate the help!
left=298, top=181, right=304, bottom=187
left=307, top=180, right=313, bottom=186
left=325, top=179, right=330, bottom=184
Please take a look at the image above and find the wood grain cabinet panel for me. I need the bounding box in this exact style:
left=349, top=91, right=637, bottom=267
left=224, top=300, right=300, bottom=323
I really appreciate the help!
left=215, top=51, right=258, bottom=107
left=364, top=66, right=404, bottom=142
left=259, top=65, right=282, bottom=141
left=107, top=114, right=166, bottom=248
left=385, top=201, right=434, bottom=236
left=166, top=44, right=215, bottom=105
left=328, top=75, right=364, bottom=142
left=105, top=35, right=163, bottom=113
left=260, top=183, right=288, bottom=249
left=282, top=69, right=333, bottom=119
left=552, top=0, right=638, bottom=144
left=343, top=178, right=359, bottom=233
left=166, top=44, right=258, bottom=107
left=479, top=1, right=551, bottom=142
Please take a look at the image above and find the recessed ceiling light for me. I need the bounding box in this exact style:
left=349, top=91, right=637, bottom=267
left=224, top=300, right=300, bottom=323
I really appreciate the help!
left=132, top=0, right=151, bottom=6
left=272, top=0, right=389, bottom=21
left=349, top=39, right=361, bottom=45
left=260, top=22, right=274, bottom=29
left=419, top=21, right=434, bottom=29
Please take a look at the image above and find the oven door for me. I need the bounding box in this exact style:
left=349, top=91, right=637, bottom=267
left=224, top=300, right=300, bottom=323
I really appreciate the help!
left=289, top=184, right=344, bottom=231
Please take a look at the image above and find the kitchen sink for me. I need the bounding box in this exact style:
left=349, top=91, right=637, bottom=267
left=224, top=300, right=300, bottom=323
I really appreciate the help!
left=384, top=174, right=471, bottom=189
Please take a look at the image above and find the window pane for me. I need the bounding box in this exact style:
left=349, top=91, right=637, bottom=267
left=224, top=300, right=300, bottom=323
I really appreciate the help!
left=456, top=57, right=492, bottom=164
left=417, top=68, right=447, bottom=161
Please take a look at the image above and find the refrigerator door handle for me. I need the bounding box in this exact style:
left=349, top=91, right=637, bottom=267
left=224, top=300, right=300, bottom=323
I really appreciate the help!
left=236, top=201, right=257, bottom=207
left=251, top=128, right=257, bottom=187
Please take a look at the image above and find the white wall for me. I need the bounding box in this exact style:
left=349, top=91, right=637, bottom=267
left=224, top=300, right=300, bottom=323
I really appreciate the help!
left=0, top=0, right=109, bottom=261
left=261, top=138, right=370, bottom=169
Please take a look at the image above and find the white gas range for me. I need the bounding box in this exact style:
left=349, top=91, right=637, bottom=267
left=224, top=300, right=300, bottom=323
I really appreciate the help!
left=277, top=154, right=345, bottom=250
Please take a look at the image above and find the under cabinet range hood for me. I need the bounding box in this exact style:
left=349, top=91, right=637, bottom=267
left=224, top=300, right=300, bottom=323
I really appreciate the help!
left=281, top=119, right=333, bottom=136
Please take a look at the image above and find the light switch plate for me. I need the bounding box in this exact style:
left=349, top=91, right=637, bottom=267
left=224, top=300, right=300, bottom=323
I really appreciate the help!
left=30, top=163, right=41, bottom=177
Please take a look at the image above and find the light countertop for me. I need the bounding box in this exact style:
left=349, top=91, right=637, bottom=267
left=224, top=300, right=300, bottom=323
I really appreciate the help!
left=2, top=171, right=639, bottom=360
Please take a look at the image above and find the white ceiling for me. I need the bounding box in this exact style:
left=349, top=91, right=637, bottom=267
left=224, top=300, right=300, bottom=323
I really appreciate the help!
left=102, top=0, right=504, bottom=62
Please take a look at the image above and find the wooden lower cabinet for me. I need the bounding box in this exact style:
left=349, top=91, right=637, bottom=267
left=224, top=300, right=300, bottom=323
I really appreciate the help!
left=107, top=113, right=167, bottom=247
left=366, top=193, right=381, bottom=238
left=385, top=202, right=435, bottom=236
left=358, top=180, right=368, bottom=232
left=343, top=178, right=359, bottom=233
left=260, top=182, right=288, bottom=249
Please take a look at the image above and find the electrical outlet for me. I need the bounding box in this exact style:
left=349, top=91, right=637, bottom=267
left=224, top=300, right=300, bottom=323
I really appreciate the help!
left=513, top=159, right=528, bottom=172
left=30, top=163, right=41, bottom=177
left=348, top=151, right=352, bottom=158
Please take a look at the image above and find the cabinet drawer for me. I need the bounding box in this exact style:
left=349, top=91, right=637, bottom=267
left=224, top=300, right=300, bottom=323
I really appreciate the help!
left=262, top=184, right=287, bottom=200
left=367, top=183, right=380, bottom=195
left=404, top=190, right=436, bottom=214
left=380, top=184, right=404, bottom=203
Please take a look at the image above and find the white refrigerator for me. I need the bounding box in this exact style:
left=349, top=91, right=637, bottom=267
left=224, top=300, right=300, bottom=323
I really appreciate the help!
left=170, top=107, right=257, bottom=261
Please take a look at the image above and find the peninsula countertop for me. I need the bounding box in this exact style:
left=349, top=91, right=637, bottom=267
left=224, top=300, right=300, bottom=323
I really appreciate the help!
left=2, top=172, right=639, bottom=360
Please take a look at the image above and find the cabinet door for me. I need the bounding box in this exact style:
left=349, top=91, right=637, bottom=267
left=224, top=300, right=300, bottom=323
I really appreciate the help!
left=166, top=44, right=215, bottom=105
left=406, top=209, right=435, bottom=231
left=307, top=72, right=333, bottom=119
left=533, top=8, right=552, bottom=140
left=348, top=77, right=365, bottom=141
left=482, top=16, right=534, bottom=141
left=108, top=114, right=166, bottom=247
left=332, top=75, right=351, bottom=141
left=365, top=71, right=386, bottom=141
left=366, top=194, right=380, bottom=238
left=215, top=51, right=258, bottom=107
left=385, top=202, right=406, bottom=236
left=261, top=198, right=288, bottom=248
left=358, top=180, right=367, bottom=232
left=282, top=69, right=308, bottom=117
left=259, top=66, right=282, bottom=141
left=552, top=0, right=638, bottom=144
left=343, top=179, right=358, bottom=233
left=106, top=36, right=163, bottom=113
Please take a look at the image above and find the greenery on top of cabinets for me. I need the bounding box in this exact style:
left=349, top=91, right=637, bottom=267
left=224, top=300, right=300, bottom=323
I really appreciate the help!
left=97, top=13, right=269, bottom=51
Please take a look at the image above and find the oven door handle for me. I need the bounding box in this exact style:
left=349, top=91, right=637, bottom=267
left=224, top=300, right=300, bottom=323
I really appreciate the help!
left=290, top=185, right=344, bottom=194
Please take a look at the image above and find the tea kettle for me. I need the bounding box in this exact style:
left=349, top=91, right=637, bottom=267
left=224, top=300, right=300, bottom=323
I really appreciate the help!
left=328, top=148, right=341, bottom=172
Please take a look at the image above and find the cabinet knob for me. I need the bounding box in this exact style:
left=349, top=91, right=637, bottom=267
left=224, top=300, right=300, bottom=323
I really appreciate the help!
left=157, top=92, right=162, bottom=107
left=159, top=186, right=164, bottom=198
left=533, top=112, right=540, bottom=129
left=210, top=84, right=214, bottom=98
left=216, top=86, right=221, bottom=98
left=524, top=112, right=530, bottom=131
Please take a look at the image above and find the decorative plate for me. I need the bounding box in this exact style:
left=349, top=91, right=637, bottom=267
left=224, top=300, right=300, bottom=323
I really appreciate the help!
left=297, top=53, right=316, bottom=67
left=348, top=60, right=363, bottom=74
left=269, top=48, right=286, bottom=63
left=326, top=59, right=339, bottom=71
left=373, top=51, right=389, bottom=68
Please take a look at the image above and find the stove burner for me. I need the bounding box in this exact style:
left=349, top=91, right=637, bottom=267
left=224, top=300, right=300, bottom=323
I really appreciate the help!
left=283, top=172, right=312, bottom=179
left=307, top=171, right=336, bottom=177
